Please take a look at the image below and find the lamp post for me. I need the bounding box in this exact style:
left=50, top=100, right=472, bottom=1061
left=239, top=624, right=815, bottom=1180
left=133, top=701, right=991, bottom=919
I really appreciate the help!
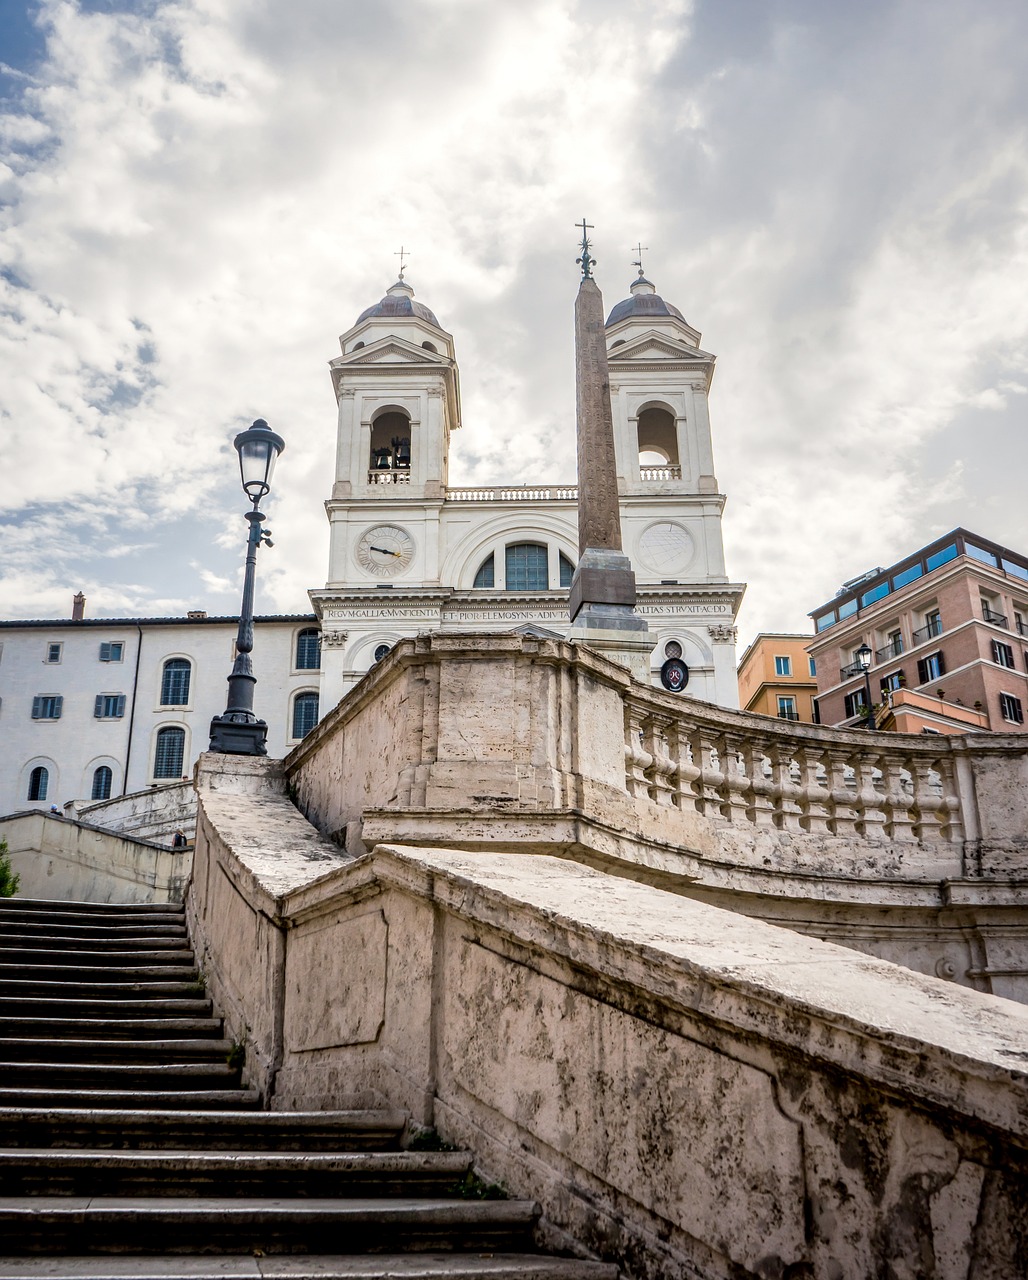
left=209, top=419, right=285, bottom=756
left=855, top=642, right=875, bottom=731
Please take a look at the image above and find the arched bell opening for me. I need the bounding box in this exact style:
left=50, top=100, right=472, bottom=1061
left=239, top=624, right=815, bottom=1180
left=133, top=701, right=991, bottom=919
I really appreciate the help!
left=369, top=409, right=412, bottom=475
left=637, top=405, right=679, bottom=470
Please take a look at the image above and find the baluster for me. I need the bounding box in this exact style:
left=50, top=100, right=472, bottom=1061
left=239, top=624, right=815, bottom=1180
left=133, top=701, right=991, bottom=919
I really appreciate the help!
left=669, top=720, right=702, bottom=812
left=768, top=743, right=803, bottom=832
left=933, top=756, right=964, bottom=844
left=743, top=739, right=775, bottom=827
left=854, top=750, right=887, bottom=841
left=881, top=753, right=916, bottom=842
left=623, top=703, right=651, bottom=799
left=718, top=733, right=750, bottom=825
left=644, top=716, right=676, bottom=807
left=910, top=756, right=945, bottom=842
left=797, top=746, right=832, bottom=835
left=826, top=749, right=860, bottom=837
left=689, top=727, right=723, bottom=819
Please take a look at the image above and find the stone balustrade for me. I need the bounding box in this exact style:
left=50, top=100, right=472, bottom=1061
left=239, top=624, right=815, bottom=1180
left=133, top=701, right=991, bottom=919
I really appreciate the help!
left=638, top=463, right=682, bottom=481
left=446, top=484, right=578, bottom=502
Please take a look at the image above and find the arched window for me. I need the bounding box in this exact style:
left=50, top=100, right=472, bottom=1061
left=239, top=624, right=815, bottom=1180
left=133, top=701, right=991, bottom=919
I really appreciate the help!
left=373, top=643, right=392, bottom=663
left=474, top=555, right=495, bottom=588
left=637, top=405, right=679, bottom=468
left=506, top=543, right=549, bottom=591
left=91, top=766, right=113, bottom=801
left=292, top=692, right=320, bottom=740
left=160, top=659, right=191, bottom=707
left=154, top=727, right=186, bottom=779
left=559, top=554, right=574, bottom=588
left=28, top=766, right=48, bottom=802
left=295, top=628, right=321, bottom=670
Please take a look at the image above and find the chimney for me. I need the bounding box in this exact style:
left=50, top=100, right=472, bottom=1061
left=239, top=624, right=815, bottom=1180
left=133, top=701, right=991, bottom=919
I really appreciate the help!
left=72, top=592, right=86, bottom=622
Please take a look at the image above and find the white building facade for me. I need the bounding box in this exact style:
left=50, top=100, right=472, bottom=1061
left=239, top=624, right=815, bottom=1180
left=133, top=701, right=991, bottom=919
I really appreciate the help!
left=311, top=273, right=744, bottom=709
left=0, top=612, right=319, bottom=816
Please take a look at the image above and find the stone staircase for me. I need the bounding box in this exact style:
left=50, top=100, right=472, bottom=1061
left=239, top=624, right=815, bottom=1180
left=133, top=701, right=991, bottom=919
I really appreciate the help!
left=0, top=897, right=617, bottom=1279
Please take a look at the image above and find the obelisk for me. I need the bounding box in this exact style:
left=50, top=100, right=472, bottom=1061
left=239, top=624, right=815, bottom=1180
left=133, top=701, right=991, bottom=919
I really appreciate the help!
left=566, top=222, right=654, bottom=681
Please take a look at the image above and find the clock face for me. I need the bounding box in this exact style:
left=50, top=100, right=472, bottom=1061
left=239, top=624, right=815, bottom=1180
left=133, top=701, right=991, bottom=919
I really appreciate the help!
left=355, top=525, right=415, bottom=577
left=638, top=522, right=693, bottom=576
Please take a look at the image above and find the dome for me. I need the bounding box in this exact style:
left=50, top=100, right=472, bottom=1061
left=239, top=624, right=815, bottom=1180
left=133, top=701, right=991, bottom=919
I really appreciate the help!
left=355, top=279, right=441, bottom=329
left=605, top=275, right=685, bottom=327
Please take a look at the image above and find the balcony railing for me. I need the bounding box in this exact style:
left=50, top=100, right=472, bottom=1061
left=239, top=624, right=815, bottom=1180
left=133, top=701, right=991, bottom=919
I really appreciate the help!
left=777, top=709, right=801, bottom=721
left=982, top=605, right=1009, bottom=628
left=912, top=617, right=943, bottom=644
left=1018, top=619, right=1028, bottom=637
left=639, top=465, right=682, bottom=482
left=875, top=638, right=904, bottom=662
left=367, top=470, right=411, bottom=485
left=840, top=660, right=867, bottom=679
left=447, top=485, right=578, bottom=502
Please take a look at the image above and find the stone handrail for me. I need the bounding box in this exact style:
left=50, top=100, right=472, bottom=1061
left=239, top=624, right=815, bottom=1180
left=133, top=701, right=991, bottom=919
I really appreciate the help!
left=622, top=683, right=963, bottom=844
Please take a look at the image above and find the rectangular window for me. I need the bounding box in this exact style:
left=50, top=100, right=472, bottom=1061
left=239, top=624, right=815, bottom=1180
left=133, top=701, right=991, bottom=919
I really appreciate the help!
left=926, top=543, right=958, bottom=571
left=94, top=693, right=126, bottom=719
left=45, top=642, right=62, bottom=664
left=880, top=671, right=905, bottom=693
left=808, top=657, right=817, bottom=677
left=774, top=655, right=792, bottom=677
left=99, top=641, right=124, bottom=663
left=861, top=580, right=891, bottom=607
left=966, top=543, right=998, bottom=567
left=31, top=694, right=63, bottom=720
left=999, top=693, right=1024, bottom=724
left=777, top=696, right=797, bottom=720
left=992, top=640, right=1015, bottom=669
left=917, top=652, right=946, bottom=683
left=838, top=598, right=858, bottom=620
left=844, top=689, right=868, bottom=719
left=893, top=562, right=924, bottom=590
left=816, top=611, right=836, bottom=632
left=1002, top=558, right=1028, bottom=582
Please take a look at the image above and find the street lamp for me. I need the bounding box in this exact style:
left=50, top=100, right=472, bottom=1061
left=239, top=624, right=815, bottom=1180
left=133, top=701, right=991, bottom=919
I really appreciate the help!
left=855, top=642, right=875, bottom=731
left=209, top=419, right=285, bottom=756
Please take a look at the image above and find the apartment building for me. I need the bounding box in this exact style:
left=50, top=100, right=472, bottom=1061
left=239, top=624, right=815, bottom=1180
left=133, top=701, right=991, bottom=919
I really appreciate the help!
left=807, top=529, right=1028, bottom=734
left=737, top=633, right=819, bottom=723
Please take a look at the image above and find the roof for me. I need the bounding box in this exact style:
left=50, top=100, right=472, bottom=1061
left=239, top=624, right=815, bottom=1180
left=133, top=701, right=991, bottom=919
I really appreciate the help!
left=606, top=276, right=685, bottom=327
left=0, top=614, right=317, bottom=631
left=355, top=279, right=441, bottom=329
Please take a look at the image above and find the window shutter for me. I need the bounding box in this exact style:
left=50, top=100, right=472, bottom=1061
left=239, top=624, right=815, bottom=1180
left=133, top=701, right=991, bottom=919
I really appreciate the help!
left=116, top=694, right=126, bottom=717
left=53, top=695, right=63, bottom=719
left=94, top=695, right=104, bottom=718
left=32, top=696, right=41, bottom=719
left=100, top=642, right=111, bottom=662
left=917, top=658, right=927, bottom=684
left=937, top=652, right=946, bottom=676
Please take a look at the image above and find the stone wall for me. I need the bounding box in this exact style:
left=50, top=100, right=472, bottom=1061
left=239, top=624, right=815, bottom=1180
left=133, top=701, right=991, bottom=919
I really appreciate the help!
left=284, top=631, right=1028, bottom=1000
left=188, top=753, right=1028, bottom=1280
left=74, top=780, right=197, bottom=844
left=1, top=810, right=190, bottom=903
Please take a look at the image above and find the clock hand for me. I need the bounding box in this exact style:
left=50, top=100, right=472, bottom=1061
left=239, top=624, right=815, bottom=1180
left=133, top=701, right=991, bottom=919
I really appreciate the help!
left=369, top=545, right=402, bottom=557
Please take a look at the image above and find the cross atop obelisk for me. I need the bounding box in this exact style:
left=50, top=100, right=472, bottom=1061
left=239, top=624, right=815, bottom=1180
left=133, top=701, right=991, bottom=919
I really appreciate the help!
left=566, top=222, right=653, bottom=680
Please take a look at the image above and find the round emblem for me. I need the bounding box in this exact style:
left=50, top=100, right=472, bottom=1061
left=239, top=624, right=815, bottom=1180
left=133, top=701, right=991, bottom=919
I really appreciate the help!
left=638, top=522, right=694, bottom=576
left=355, top=525, right=415, bottom=577
left=660, top=658, right=689, bottom=692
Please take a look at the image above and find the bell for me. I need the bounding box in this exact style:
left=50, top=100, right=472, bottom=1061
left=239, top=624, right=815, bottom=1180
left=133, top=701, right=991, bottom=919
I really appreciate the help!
left=392, top=436, right=411, bottom=468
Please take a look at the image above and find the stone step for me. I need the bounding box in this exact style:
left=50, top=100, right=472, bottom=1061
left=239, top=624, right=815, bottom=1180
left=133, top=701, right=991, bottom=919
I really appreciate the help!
left=0, top=1257, right=619, bottom=1279
left=0, top=980, right=209, bottom=1003
left=0, top=900, right=183, bottom=916
left=0, top=1149, right=473, bottom=1197
left=0, top=965, right=197, bottom=986
left=0, top=1018, right=223, bottom=1042
left=0, top=1039, right=233, bottom=1065
left=0, top=910, right=185, bottom=930
left=0, top=1062, right=243, bottom=1091
left=0, top=948, right=195, bottom=967
left=0, top=994, right=213, bottom=1018
left=0, top=1089, right=261, bottom=1111
left=0, top=926, right=185, bottom=947
left=0, top=1196, right=540, bottom=1255
left=0, top=1108, right=406, bottom=1152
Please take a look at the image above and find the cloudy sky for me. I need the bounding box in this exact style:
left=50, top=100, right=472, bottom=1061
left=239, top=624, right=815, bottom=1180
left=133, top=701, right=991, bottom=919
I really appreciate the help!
left=2, top=0, right=1027, bottom=649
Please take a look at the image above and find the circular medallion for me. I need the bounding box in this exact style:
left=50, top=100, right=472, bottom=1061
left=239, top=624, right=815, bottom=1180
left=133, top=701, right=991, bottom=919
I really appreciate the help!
left=355, top=525, right=415, bottom=577
left=660, top=658, right=689, bottom=692
left=638, top=522, right=694, bottom=576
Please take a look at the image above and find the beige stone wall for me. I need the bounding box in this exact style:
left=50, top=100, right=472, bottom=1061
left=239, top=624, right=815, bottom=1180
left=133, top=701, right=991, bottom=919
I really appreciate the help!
left=1, top=810, right=190, bottom=903
left=187, top=757, right=1028, bottom=1280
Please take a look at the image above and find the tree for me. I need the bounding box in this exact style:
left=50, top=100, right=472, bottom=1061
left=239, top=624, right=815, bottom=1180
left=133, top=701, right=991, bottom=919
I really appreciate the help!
left=0, top=837, right=20, bottom=898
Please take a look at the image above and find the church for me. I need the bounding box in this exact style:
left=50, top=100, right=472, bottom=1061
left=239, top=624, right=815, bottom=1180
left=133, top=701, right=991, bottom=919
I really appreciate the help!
left=311, top=268, right=744, bottom=710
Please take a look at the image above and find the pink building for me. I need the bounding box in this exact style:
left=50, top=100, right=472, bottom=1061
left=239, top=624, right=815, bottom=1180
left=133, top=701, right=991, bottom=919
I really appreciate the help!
left=807, top=529, right=1028, bottom=734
